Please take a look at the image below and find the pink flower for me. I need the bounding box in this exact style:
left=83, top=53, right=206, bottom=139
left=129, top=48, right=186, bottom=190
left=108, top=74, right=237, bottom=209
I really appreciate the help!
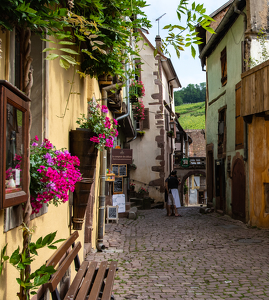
left=101, top=105, right=108, bottom=113
left=35, top=135, right=39, bottom=141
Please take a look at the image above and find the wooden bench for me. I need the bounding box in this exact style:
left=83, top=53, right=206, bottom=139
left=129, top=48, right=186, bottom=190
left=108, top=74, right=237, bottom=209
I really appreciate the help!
left=32, top=231, right=117, bottom=300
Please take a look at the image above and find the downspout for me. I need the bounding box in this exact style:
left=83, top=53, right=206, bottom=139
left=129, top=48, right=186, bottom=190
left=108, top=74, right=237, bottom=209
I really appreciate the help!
left=97, top=83, right=123, bottom=251
left=234, top=2, right=248, bottom=161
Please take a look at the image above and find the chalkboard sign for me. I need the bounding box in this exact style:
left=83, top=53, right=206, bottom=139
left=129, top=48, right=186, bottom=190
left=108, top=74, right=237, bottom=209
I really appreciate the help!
left=106, top=206, right=118, bottom=223
left=112, top=164, right=127, bottom=177
left=119, top=164, right=127, bottom=177
left=113, top=176, right=123, bottom=194
left=112, top=165, right=119, bottom=176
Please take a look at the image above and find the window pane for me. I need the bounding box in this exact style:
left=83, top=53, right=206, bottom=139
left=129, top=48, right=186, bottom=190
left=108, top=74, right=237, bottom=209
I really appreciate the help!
left=5, top=102, right=24, bottom=195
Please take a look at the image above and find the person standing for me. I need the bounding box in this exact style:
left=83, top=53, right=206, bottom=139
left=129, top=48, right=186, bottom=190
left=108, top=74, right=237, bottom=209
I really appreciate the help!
left=166, top=171, right=182, bottom=217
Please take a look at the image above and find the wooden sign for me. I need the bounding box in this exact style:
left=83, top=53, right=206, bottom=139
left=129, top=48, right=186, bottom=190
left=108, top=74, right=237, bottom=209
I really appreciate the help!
left=111, top=149, right=133, bottom=164
left=113, top=176, right=123, bottom=194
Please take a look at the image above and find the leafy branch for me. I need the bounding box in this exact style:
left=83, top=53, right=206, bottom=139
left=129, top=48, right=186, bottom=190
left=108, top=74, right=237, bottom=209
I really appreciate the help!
left=0, top=224, right=65, bottom=300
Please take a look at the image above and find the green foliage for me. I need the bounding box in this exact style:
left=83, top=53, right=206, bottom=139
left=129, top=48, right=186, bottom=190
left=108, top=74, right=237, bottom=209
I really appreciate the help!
left=175, top=102, right=205, bottom=129
left=174, top=82, right=206, bottom=104
left=0, top=226, right=65, bottom=299
left=160, top=0, right=215, bottom=58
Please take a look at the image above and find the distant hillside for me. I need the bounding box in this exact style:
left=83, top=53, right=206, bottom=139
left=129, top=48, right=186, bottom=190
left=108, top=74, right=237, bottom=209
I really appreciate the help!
left=175, top=102, right=205, bottom=130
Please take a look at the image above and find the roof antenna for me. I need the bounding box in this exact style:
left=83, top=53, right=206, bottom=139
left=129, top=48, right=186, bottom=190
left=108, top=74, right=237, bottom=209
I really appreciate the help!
left=156, top=13, right=166, bottom=36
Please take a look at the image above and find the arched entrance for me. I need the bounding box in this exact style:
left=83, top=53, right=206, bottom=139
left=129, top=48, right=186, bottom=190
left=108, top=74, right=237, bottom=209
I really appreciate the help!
left=232, top=158, right=246, bottom=221
left=179, top=171, right=206, bottom=206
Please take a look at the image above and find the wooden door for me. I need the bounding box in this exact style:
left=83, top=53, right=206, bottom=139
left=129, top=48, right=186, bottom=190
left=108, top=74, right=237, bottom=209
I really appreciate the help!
left=232, top=158, right=246, bottom=220
left=215, top=159, right=225, bottom=211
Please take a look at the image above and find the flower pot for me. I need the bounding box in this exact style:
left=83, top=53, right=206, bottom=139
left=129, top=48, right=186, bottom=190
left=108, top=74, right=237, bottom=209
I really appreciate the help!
left=69, top=129, right=98, bottom=230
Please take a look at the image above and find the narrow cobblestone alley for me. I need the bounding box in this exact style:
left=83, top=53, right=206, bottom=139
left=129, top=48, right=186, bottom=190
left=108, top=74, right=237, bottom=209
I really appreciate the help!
left=86, top=207, right=269, bottom=300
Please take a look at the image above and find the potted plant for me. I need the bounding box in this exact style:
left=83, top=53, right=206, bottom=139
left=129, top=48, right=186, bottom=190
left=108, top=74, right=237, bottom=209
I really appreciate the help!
left=75, top=99, right=119, bottom=150
left=137, top=186, right=149, bottom=198
left=29, top=136, right=82, bottom=214
left=167, top=130, right=174, bottom=137
left=129, top=80, right=145, bottom=102
left=129, top=162, right=137, bottom=170
left=130, top=183, right=135, bottom=191
left=137, top=130, right=145, bottom=137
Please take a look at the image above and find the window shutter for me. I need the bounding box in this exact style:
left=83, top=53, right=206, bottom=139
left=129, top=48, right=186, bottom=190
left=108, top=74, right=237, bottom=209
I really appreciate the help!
left=235, top=81, right=244, bottom=150
left=221, top=48, right=227, bottom=86
left=142, top=108, right=150, bottom=129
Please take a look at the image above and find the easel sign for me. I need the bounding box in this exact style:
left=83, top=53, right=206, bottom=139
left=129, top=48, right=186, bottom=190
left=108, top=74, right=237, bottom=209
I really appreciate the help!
left=106, top=205, right=118, bottom=223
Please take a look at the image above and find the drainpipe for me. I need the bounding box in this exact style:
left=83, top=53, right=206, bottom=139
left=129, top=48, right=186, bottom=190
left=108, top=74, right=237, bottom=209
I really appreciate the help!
left=97, top=83, right=123, bottom=251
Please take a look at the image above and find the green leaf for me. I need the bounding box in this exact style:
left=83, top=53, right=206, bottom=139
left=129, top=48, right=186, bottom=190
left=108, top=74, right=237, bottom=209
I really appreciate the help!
left=42, top=231, right=57, bottom=246
left=59, top=48, right=79, bottom=55
left=41, top=39, right=56, bottom=44
left=185, top=42, right=192, bottom=47
left=46, top=53, right=59, bottom=61
left=42, top=48, right=57, bottom=52
left=58, top=41, right=76, bottom=45
left=52, top=238, right=66, bottom=245
left=191, top=45, right=196, bottom=58
left=61, top=55, right=77, bottom=65
left=59, top=58, right=70, bottom=70
left=9, top=247, right=20, bottom=266
left=47, top=245, right=57, bottom=250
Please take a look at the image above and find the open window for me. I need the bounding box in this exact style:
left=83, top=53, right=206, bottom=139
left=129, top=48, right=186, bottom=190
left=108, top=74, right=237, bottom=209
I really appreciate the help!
left=0, top=81, right=30, bottom=209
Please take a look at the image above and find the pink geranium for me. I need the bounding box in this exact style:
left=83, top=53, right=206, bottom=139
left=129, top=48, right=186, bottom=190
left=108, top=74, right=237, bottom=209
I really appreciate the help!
left=30, top=138, right=82, bottom=214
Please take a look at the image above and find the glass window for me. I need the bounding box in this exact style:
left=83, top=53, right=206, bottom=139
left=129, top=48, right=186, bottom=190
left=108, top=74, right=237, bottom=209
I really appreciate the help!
left=5, top=102, right=24, bottom=195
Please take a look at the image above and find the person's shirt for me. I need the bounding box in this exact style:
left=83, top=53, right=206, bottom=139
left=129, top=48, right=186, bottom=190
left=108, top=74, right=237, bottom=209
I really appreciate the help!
left=168, top=176, right=179, bottom=190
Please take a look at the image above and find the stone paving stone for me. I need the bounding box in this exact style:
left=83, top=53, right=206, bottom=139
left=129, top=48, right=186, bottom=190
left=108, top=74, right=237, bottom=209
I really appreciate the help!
left=86, top=207, right=269, bottom=299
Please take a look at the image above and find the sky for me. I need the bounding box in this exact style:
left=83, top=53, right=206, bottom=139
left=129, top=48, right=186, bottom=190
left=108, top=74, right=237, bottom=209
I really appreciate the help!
left=142, top=0, right=229, bottom=88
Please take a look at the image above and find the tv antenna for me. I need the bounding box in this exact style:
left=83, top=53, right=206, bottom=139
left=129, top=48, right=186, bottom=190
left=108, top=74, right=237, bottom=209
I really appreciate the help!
left=156, top=13, right=166, bottom=36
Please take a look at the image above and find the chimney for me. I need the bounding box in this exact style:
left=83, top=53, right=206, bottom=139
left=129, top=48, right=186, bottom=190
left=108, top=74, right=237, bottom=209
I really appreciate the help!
left=155, top=35, right=162, bottom=54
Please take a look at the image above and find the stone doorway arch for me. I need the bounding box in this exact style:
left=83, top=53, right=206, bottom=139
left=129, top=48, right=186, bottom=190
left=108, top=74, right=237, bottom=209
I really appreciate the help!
left=179, top=171, right=206, bottom=206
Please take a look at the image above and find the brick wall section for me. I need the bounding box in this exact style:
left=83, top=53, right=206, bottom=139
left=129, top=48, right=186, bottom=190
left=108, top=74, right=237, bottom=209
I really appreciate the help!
left=186, top=130, right=206, bottom=157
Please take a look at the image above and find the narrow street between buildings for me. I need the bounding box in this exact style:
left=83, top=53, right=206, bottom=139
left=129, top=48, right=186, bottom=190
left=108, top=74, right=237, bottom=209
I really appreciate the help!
left=86, top=207, right=269, bottom=300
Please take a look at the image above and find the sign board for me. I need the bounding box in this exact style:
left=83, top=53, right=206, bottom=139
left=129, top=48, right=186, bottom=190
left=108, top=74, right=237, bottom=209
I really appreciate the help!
left=181, top=158, right=190, bottom=168
left=112, top=194, right=125, bottom=213
left=111, top=149, right=133, bottom=164
left=111, top=164, right=127, bottom=177
left=113, top=176, right=123, bottom=194
left=106, top=205, right=118, bottom=223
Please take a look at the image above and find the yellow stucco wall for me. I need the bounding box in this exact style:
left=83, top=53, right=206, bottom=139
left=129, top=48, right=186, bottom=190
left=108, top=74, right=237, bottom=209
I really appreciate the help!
left=0, top=32, right=102, bottom=299
left=248, top=116, right=269, bottom=227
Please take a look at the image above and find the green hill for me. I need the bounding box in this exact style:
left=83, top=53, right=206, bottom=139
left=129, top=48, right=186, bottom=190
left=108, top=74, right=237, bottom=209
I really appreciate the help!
left=175, top=102, right=205, bottom=130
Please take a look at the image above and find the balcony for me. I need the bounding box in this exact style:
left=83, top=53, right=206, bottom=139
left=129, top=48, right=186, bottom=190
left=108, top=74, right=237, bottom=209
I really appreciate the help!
left=241, top=59, right=269, bottom=119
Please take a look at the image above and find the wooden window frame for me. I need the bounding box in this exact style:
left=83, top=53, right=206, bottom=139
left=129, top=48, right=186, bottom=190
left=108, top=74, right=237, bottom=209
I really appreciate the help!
left=217, top=105, right=227, bottom=158
left=0, top=81, right=30, bottom=209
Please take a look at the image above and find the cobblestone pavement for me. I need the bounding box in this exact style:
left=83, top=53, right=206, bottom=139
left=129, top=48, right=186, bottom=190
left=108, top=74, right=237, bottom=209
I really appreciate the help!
left=86, top=206, right=269, bottom=299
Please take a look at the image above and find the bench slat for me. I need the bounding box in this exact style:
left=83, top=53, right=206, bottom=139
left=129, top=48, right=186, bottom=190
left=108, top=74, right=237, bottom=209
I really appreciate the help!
left=47, top=231, right=79, bottom=268
left=87, top=261, right=108, bottom=300
left=101, top=262, right=117, bottom=300
left=75, top=261, right=98, bottom=300
left=48, top=242, right=82, bottom=292
left=63, top=260, right=89, bottom=300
